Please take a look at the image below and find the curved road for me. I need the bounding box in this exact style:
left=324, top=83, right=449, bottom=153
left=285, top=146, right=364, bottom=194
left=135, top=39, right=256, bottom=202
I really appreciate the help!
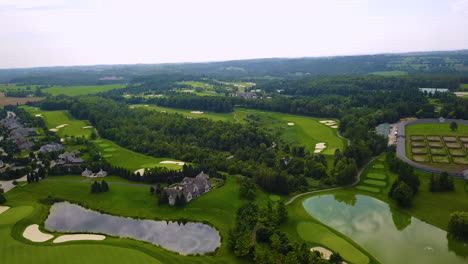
left=285, top=156, right=379, bottom=205
left=395, top=118, right=468, bottom=178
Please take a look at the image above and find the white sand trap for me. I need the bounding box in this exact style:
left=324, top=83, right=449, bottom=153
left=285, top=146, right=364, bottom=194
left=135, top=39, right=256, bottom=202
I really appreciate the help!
left=190, top=111, right=204, bottom=114
left=0, top=206, right=10, bottom=215
left=130, top=107, right=135, bottom=109
left=314, top=142, right=326, bottom=153
left=319, top=120, right=334, bottom=124
left=160, top=161, right=185, bottom=166
left=60, top=138, right=65, bottom=142
left=311, top=247, right=332, bottom=260
left=331, top=125, right=338, bottom=128
left=53, top=234, right=105, bottom=243
left=35, top=114, right=43, bottom=117
left=49, top=128, right=59, bottom=132
left=134, top=168, right=145, bottom=176
left=56, top=124, right=69, bottom=129
left=23, top=224, right=54, bottom=242
left=82, top=126, right=94, bottom=129
left=288, top=123, right=295, bottom=126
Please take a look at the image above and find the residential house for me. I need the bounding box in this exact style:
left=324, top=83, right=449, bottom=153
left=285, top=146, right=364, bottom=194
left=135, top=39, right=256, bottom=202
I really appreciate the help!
left=165, top=171, right=212, bottom=205
left=57, top=151, right=84, bottom=166
left=39, top=143, right=64, bottom=153
left=81, top=168, right=108, bottom=178
left=237, top=92, right=258, bottom=99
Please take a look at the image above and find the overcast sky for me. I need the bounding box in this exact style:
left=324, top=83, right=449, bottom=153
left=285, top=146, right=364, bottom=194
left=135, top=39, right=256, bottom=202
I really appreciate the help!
left=1, top=0, right=468, bottom=69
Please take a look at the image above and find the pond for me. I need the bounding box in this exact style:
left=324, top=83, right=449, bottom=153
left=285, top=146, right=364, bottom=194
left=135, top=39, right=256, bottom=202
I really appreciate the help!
left=303, top=195, right=468, bottom=264
left=44, top=202, right=221, bottom=255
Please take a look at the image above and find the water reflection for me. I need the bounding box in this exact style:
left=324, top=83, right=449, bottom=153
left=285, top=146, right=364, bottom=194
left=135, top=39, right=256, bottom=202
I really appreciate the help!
left=45, top=202, right=221, bottom=255
left=303, top=195, right=468, bottom=264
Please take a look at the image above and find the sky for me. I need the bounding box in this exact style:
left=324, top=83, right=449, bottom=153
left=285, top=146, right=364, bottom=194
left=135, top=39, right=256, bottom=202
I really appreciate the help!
left=1, top=0, right=468, bottom=69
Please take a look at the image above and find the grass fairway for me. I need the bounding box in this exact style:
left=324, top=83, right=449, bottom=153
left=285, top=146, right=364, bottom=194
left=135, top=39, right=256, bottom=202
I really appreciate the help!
left=236, top=108, right=345, bottom=155
left=406, top=123, right=468, bottom=136
left=93, top=139, right=184, bottom=171
left=3, top=176, right=251, bottom=264
left=21, top=106, right=92, bottom=138
left=43, top=84, right=126, bottom=96
left=297, top=222, right=370, bottom=264
left=131, top=104, right=236, bottom=122
left=355, top=185, right=380, bottom=193
left=366, top=173, right=386, bottom=180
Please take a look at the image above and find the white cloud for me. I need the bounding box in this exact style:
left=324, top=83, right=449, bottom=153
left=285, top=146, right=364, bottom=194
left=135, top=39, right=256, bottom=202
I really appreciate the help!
left=0, top=0, right=68, bottom=9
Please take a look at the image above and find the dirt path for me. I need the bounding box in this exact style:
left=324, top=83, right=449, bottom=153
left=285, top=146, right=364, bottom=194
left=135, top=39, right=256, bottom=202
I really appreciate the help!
left=285, top=156, right=379, bottom=205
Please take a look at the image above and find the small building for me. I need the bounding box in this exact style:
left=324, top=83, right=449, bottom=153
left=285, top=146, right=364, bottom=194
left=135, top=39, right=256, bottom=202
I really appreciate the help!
left=238, top=92, right=258, bottom=99
left=81, top=168, right=108, bottom=178
left=419, top=88, right=449, bottom=94
left=57, top=151, right=84, bottom=166
left=439, top=117, right=446, bottom=123
left=39, top=143, right=64, bottom=153
left=165, top=171, right=212, bottom=205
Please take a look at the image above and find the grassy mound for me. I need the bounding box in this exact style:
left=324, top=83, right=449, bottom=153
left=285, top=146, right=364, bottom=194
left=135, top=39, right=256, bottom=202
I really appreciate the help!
left=373, top=164, right=385, bottom=169
left=355, top=185, right=380, bottom=193
left=269, top=195, right=281, bottom=201
left=427, top=136, right=441, bottom=142
left=412, top=147, right=427, bottom=154
left=413, top=155, right=430, bottom=163
left=432, top=156, right=450, bottom=163
left=430, top=148, right=447, bottom=155
left=366, top=173, right=386, bottom=180
left=363, top=180, right=387, bottom=187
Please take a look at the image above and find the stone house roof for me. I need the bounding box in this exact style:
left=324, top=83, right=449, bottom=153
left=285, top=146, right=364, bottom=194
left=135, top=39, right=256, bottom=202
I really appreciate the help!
left=165, top=171, right=212, bottom=205
left=57, top=151, right=84, bottom=166
left=39, top=143, right=64, bottom=153
left=238, top=92, right=258, bottom=99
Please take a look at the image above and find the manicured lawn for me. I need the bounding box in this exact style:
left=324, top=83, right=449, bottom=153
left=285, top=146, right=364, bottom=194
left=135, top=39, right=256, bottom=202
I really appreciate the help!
left=369, top=71, right=408, bottom=76
left=363, top=179, right=387, bottom=187
left=131, top=105, right=236, bottom=122
left=93, top=139, right=185, bottom=171
left=176, top=81, right=215, bottom=90
left=21, top=106, right=92, bottom=138
left=43, top=84, right=126, bottom=96
left=236, top=108, right=345, bottom=155
left=297, top=222, right=370, bottom=264
left=366, top=173, right=386, bottom=180
left=355, top=185, right=380, bottom=193
left=406, top=123, right=468, bottom=136
left=4, top=176, right=250, bottom=264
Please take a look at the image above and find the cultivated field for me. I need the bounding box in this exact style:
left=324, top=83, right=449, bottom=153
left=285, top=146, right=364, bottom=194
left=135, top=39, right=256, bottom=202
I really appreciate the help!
left=43, top=84, right=126, bottom=96
left=0, top=93, right=42, bottom=106
left=405, top=123, right=468, bottom=171
left=93, top=139, right=185, bottom=171
left=21, top=106, right=92, bottom=138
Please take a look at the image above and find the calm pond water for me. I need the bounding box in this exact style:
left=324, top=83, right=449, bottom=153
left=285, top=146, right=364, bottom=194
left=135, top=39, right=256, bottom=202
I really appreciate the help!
left=303, top=195, right=468, bottom=264
left=45, top=202, right=221, bottom=255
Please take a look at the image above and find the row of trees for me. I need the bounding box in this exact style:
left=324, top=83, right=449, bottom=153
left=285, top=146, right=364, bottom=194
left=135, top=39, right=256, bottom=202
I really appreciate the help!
left=90, top=181, right=109, bottom=193
left=387, top=152, right=420, bottom=207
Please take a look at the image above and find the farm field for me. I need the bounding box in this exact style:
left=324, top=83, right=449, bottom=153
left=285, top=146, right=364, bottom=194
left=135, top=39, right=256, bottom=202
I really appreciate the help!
left=405, top=123, right=468, bottom=171
left=3, top=176, right=251, bottom=264
left=43, top=84, right=126, bottom=96
left=93, top=139, right=185, bottom=171
left=21, top=106, right=92, bottom=138
left=0, top=92, right=42, bottom=107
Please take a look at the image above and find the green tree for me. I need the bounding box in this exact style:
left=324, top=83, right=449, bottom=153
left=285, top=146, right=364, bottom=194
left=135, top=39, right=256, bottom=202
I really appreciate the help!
left=149, top=186, right=155, bottom=194
left=392, top=181, right=413, bottom=207
left=276, top=202, right=288, bottom=225
left=450, top=121, right=458, bottom=131
left=234, top=232, right=253, bottom=257
left=91, top=181, right=100, bottom=193
left=158, top=190, right=168, bottom=205
left=448, top=211, right=468, bottom=240
left=330, top=252, right=344, bottom=264
left=101, top=180, right=109, bottom=192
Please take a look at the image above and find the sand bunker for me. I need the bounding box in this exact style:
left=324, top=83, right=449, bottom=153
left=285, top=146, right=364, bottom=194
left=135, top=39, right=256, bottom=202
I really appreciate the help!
left=134, top=168, right=145, bottom=175
left=82, top=126, right=94, bottom=129
left=23, top=224, right=54, bottom=242
left=190, top=111, right=204, bottom=114
left=160, top=161, right=185, bottom=166
left=288, top=123, right=295, bottom=126
left=35, top=114, right=43, bottom=117
left=53, top=234, right=105, bottom=243
left=56, top=124, right=69, bottom=129
left=314, top=142, right=326, bottom=153
left=0, top=206, right=10, bottom=215
left=311, top=247, right=332, bottom=260
left=144, top=105, right=149, bottom=106
left=49, top=128, right=59, bottom=132
left=319, top=120, right=337, bottom=126
left=331, top=125, right=338, bottom=128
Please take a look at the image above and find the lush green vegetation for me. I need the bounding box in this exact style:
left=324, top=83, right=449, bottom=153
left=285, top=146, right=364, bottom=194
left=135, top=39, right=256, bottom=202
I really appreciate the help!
left=131, top=104, right=237, bottom=122
left=369, top=71, right=408, bottom=76
left=93, top=139, right=184, bottom=171
left=43, top=84, right=126, bottom=96
left=21, top=106, right=92, bottom=138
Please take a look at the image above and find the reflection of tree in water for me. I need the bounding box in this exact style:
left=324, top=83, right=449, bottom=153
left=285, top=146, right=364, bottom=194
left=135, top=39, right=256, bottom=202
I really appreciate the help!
left=389, top=205, right=411, bottom=231
left=447, top=234, right=468, bottom=258
left=333, top=193, right=356, bottom=206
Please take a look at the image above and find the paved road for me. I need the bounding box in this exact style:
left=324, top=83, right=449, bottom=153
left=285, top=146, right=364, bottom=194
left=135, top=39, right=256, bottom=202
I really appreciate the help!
left=285, top=156, right=379, bottom=205
left=395, top=118, right=468, bottom=178
left=43, top=178, right=155, bottom=188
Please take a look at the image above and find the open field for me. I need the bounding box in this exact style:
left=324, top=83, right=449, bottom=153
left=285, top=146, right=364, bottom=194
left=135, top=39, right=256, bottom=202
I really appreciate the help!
left=0, top=93, right=42, bottom=106
left=93, top=139, right=185, bottom=171
left=406, top=123, right=468, bottom=171
left=3, top=176, right=251, bottom=264
left=369, top=71, right=408, bottom=76
left=0, top=85, right=41, bottom=92
left=43, top=84, right=126, bottom=96
left=21, top=106, right=92, bottom=138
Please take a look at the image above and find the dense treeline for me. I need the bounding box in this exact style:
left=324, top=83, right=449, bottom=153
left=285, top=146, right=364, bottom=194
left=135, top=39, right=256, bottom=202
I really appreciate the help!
left=142, top=95, right=234, bottom=113
left=387, top=151, right=420, bottom=207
